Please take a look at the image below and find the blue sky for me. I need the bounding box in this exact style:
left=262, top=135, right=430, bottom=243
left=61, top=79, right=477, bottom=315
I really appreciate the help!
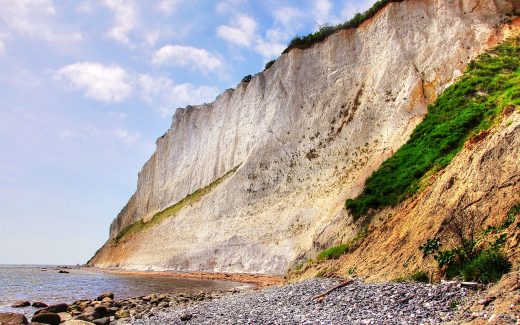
left=0, top=0, right=375, bottom=265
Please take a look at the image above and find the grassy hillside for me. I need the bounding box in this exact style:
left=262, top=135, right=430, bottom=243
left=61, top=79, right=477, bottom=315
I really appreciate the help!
left=346, top=37, right=520, bottom=219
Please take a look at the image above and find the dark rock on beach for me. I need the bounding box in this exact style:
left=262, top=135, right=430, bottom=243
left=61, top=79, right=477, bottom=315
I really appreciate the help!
left=10, top=301, right=30, bottom=308
left=179, top=313, right=193, bottom=321
left=30, top=312, right=61, bottom=325
left=92, top=306, right=107, bottom=319
left=34, top=303, right=69, bottom=315
left=91, top=317, right=110, bottom=325
left=31, top=302, right=48, bottom=308
left=95, top=293, right=114, bottom=301
left=0, top=312, right=28, bottom=325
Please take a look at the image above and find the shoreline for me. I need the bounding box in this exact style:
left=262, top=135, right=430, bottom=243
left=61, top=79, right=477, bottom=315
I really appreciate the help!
left=96, top=268, right=285, bottom=288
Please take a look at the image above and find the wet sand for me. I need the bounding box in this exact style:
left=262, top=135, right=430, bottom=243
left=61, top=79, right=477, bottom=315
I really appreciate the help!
left=99, top=268, right=285, bottom=288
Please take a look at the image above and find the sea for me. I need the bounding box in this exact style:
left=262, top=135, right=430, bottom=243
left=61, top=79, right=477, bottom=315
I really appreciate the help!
left=0, top=265, right=249, bottom=317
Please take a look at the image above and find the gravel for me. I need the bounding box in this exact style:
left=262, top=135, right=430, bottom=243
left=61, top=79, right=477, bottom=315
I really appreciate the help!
left=129, top=278, right=470, bottom=324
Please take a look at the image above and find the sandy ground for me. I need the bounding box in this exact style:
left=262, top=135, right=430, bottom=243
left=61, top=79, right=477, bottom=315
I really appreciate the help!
left=96, top=268, right=285, bottom=288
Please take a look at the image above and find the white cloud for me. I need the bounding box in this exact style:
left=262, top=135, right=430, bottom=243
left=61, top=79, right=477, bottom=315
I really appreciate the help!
left=138, top=74, right=219, bottom=118
left=254, top=39, right=285, bottom=59
left=0, top=35, right=5, bottom=54
left=273, top=7, right=303, bottom=27
left=0, top=0, right=82, bottom=44
left=155, top=0, right=180, bottom=15
left=113, top=128, right=140, bottom=144
left=314, top=0, right=333, bottom=26
left=215, top=0, right=247, bottom=14
left=75, top=1, right=95, bottom=13
left=103, top=0, right=138, bottom=45
left=217, top=14, right=257, bottom=47
left=55, top=62, right=133, bottom=103
left=59, top=129, right=76, bottom=140
left=152, top=45, right=222, bottom=72
left=216, top=10, right=298, bottom=60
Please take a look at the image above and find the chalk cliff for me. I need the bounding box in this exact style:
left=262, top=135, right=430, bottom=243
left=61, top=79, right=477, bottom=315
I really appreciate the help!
left=89, top=0, right=518, bottom=274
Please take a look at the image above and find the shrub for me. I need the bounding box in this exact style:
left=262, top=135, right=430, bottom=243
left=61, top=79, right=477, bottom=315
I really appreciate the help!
left=409, top=270, right=430, bottom=283
left=458, top=249, right=511, bottom=283
left=317, top=244, right=349, bottom=260
left=316, top=227, right=369, bottom=261
left=394, top=270, right=429, bottom=283
left=264, top=59, right=275, bottom=71
left=346, top=38, right=520, bottom=219
left=242, top=75, right=252, bottom=83
left=419, top=203, right=517, bottom=283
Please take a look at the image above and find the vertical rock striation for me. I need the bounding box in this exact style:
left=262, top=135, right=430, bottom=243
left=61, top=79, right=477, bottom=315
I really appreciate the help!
left=90, top=0, right=518, bottom=273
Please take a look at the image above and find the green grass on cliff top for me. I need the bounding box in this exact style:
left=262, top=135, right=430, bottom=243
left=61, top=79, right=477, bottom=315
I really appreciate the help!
left=346, top=37, right=520, bottom=219
left=283, top=0, right=403, bottom=53
left=113, top=165, right=240, bottom=243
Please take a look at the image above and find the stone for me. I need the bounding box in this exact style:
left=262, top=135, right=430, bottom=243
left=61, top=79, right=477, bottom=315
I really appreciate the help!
left=58, top=312, right=72, bottom=322
left=114, top=310, right=129, bottom=320
left=179, top=313, right=193, bottom=321
left=62, top=321, right=95, bottom=325
left=91, top=317, right=110, bottom=325
left=34, top=303, right=69, bottom=315
left=478, top=296, right=496, bottom=306
left=158, top=301, right=169, bottom=308
left=58, top=270, right=69, bottom=274
left=100, top=297, right=112, bottom=304
left=93, top=306, right=107, bottom=319
left=142, top=294, right=155, bottom=302
left=31, top=302, right=48, bottom=308
left=74, top=315, right=94, bottom=322
left=95, top=293, right=114, bottom=302
left=30, top=313, right=61, bottom=325
left=0, top=312, right=28, bottom=325
left=10, top=301, right=30, bottom=308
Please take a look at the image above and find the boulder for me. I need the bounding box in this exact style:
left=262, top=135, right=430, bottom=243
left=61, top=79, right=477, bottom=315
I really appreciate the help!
left=100, top=297, right=112, bottom=304
left=142, top=294, right=155, bottom=301
left=0, top=312, right=28, bottom=325
left=179, top=313, right=193, bottom=321
left=58, top=270, right=69, bottom=274
left=62, top=321, right=95, bottom=325
left=91, top=317, right=110, bottom=325
left=31, top=302, right=48, bottom=308
left=73, top=315, right=94, bottom=322
left=30, top=313, right=61, bottom=325
left=92, top=306, right=107, bottom=319
left=95, top=293, right=113, bottom=301
left=58, top=312, right=72, bottom=322
left=34, top=303, right=69, bottom=315
left=10, top=301, right=30, bottom=308
left=114, top=310, right=129, bottom=320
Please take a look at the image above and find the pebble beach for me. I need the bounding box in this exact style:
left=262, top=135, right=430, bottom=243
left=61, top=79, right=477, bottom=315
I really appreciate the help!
left=130, top=279, right=469, bottom=325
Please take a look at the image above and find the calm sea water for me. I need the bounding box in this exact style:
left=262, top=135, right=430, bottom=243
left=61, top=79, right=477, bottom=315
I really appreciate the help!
left=0, top=265, right=249, bottom=317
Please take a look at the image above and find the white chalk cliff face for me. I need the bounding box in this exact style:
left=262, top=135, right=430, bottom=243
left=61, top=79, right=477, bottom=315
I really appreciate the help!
left=90, top=0, right=518, bottom=273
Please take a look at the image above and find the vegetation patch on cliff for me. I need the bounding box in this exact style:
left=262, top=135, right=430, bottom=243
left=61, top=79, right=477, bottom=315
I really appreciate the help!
left=283, top=0, right=403, bottom=53
left=420, top=203, right=518, bottom=283
left=113, top=165, right=240, bottom=243
left=346, top=37, right=520, bottom=219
